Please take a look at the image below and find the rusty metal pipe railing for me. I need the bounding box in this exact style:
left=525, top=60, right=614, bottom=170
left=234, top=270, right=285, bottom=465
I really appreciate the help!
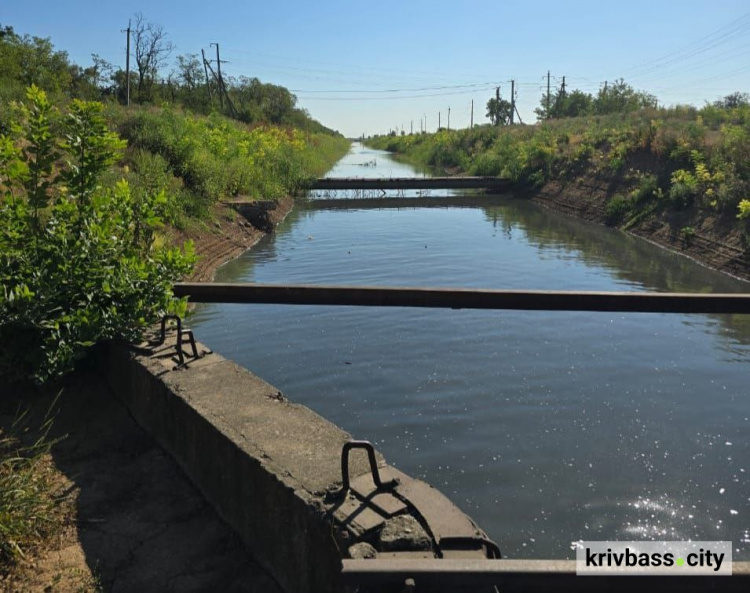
left=173, top=283, right=750, bottom=315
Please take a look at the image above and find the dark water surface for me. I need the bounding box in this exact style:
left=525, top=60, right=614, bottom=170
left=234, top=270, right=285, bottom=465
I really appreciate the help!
left=191, top=143, right=750, bottom=559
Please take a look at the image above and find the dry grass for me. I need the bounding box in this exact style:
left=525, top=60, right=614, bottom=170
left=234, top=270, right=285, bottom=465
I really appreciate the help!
left=0, top=399, right=66, bottom=574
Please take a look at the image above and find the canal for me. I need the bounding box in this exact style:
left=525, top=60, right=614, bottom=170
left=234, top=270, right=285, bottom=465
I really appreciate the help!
left=191, top=142, right=750, bottom=559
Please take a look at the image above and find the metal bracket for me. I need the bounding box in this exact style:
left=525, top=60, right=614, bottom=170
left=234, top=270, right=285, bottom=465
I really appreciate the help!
left=155, top=314, right=208, bottom=368
left=341, top=440, right=397, bottom=492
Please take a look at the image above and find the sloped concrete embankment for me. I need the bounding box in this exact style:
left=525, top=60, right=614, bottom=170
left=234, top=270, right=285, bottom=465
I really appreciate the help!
left=101, top=332, right=493, bottom=593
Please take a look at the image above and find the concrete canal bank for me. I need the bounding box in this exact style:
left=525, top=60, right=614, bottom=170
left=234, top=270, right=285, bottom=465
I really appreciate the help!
left=101, top=330, right=495, bottom=593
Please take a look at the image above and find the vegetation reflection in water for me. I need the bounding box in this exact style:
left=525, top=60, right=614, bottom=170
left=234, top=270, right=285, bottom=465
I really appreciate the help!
left=190, top=144, right=750, bottom=559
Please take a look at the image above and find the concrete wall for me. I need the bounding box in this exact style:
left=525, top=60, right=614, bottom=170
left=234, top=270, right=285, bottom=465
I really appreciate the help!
left=102, top=338, right=366, bottom=592
left=101, top=334, right=493, bottom=592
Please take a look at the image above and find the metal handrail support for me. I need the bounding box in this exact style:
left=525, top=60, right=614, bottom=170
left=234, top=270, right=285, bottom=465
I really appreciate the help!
left=154, top=315, right=202, bottom=368
left=341, top=441, right=397, bottom=492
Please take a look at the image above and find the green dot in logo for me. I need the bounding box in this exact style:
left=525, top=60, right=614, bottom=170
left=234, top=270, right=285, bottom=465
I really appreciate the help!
left=676, top=558, right=685, bottom=567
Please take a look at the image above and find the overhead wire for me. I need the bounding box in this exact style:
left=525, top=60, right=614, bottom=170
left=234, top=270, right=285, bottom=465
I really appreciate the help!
left=616, top=11, right=750, bottom=78
left=214, top=11, right=750, bottom=115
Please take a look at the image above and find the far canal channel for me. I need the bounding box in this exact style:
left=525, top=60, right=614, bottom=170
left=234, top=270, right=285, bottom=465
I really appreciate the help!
left=190, top=142, right=750, bottom=559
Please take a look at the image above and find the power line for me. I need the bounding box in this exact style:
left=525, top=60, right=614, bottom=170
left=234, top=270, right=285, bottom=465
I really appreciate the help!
left=296, top=86, right=499, bottom=101
left=618, top=12, right=750, bottom=78
left=220, top=46, right=490, bottom=80
left=289, top=81, right=502, bottom=94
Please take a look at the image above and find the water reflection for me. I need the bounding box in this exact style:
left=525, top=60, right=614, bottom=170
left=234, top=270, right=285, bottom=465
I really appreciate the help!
left=191, top=143, right=750, bottom=560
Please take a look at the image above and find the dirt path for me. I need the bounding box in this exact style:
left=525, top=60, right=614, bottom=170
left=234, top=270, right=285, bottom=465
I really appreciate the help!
left=1, top=372, right=283, bottom=593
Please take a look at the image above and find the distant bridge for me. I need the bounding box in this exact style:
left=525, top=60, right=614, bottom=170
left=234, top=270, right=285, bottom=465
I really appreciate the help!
left=300, top=195, right=506, bottom=210
left=309, top=176, right=511, bottom=192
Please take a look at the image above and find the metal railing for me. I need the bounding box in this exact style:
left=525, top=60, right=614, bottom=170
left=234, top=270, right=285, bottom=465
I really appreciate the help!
left=174, top=282, right=750, bottom=314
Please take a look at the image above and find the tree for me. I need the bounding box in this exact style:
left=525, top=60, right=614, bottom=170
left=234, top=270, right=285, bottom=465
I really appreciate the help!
left=486, top=95, right=512, bottom=126
left=714, top=92, right=749, bottom=109
left=535, top=79, right=655, bottom=121
left=132, top=12, right=174, bottom=102
left=175, top=54, right=203, bottom=92
left=232, top=77, right=298, bottom=124
left=595, top=79, right=656, bottom=115
left=0, top=27, right=75, bottom=98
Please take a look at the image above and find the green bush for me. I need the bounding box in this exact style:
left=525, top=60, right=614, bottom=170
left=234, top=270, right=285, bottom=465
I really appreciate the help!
left=631, top=173, right=661, bottom=203
left=0, top=87, right=194, bottom=383
left=117, top=106, right=348, bottom=205
left=605, top=195, right=632, bottom=225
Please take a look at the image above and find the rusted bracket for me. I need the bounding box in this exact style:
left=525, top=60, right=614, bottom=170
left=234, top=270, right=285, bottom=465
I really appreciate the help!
left=154, top=314, right=209, bottom=369
left=341, top=440, right=397, bottom=492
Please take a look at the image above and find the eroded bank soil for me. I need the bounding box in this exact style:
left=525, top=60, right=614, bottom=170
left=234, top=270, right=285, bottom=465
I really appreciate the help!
left=169, top=197, right=295, bottom=283
left=529, top=174, right=750, bottom=282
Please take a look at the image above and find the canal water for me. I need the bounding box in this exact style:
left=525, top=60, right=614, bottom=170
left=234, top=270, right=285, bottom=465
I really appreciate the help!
left=191, top=143, right=750, bottom=559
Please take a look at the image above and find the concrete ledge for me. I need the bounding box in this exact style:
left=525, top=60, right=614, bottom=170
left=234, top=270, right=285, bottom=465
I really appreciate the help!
left=101, top=333, right=493, bottom=592
left=102, top=338, right=374, bottom=592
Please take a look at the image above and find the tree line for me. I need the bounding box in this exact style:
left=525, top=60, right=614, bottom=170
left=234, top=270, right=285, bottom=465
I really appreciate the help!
left=0, top=16, right=337, bottom=135
left=486, top=77, right=749, bottom=126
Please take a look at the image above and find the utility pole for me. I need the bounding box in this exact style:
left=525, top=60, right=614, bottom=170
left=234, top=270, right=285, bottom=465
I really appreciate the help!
left=448, top=106, right=451, bottom=131
left=470, top=99, right=474, bottom=128
left=546, top=70, right=551, bottom=119
left=411, top=120, right=413, bottom=134
left=510, top=79, right=515, bottom=125
left=561, top=76, right=566, bottom=98
left=201, top=48, right=213, bottom=104
left=438, top=111, right=441, bottom=130
left=207, top=43, right=236, bottom=116
left=211, top=43, right=224, bottom=109
left=121, top=20, right=131, bottom=106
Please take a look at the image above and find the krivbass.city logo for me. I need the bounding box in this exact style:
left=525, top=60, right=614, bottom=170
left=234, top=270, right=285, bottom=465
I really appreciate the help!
left=576, top=541, right=732, bottom=576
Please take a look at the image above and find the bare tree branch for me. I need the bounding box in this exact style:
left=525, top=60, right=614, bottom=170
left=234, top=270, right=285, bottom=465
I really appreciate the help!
left=132, top=12, right=174, bottom=102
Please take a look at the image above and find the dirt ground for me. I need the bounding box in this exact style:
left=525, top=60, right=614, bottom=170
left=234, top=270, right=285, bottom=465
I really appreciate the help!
left=0, top=371, right=283, bottom=593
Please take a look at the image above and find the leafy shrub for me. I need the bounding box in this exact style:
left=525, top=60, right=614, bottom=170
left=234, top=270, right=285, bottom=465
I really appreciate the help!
left=680, top=226, right=696, bottom=246
left=605, top=195, right=632, bottom=225
left=117, top=107, right=348, bottom=205
left=738, top=200, right=750, bottom=220
left=668, top=169, right=698, bottom=208
left=630, top=173, right=661, bottom=203
left=0, top=87, right=194, bottom=383
left=471, top=151, right=503, bottom=176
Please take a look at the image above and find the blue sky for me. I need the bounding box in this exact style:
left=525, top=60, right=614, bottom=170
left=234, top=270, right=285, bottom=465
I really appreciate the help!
left=5, top=1, right=750, bottom=136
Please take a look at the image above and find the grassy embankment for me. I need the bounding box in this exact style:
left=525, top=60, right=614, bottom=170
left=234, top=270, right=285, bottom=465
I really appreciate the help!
left=367, top=105, right=750, bottom=277
left=108, top=105, right=350, bottom=231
